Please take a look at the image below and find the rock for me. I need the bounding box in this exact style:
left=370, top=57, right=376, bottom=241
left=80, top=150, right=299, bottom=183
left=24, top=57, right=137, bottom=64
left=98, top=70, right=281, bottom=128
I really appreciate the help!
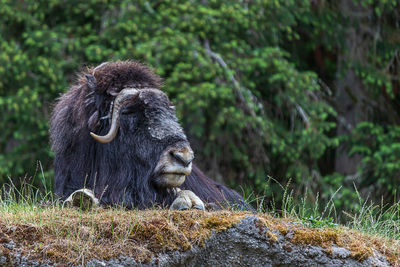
left=3, top=240, right=15, bottom=250
left=1, top=216, right=392, bottom=267
left=83, top=216, right=391, bottom=267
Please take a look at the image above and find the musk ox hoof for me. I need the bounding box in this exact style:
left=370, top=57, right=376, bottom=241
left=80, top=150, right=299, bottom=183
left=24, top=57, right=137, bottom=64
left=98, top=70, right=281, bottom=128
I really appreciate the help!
left=170, top=189, right=205, bottom=211
left=63, top=189, right=99, bottom=211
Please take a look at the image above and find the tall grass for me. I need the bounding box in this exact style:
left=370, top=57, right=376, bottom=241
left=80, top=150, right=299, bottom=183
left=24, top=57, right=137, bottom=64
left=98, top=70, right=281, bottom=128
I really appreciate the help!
left=240, top=177, right=400, bottom=240
left=0, top=161, right=57, bottom=209
left=343, top=187, right=400, bottom=240
left=1, top=170, right=400, bottom=241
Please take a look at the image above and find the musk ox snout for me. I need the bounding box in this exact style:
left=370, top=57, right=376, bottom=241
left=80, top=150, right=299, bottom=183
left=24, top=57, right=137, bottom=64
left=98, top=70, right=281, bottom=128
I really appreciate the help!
left=153, top=142, right=194, bottom=188
left=170, top=146, right=194, bottom=167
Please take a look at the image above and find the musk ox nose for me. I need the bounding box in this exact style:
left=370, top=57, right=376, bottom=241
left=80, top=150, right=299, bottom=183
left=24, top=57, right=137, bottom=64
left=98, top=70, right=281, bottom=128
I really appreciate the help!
left=170, top=147, right=194, bottom=167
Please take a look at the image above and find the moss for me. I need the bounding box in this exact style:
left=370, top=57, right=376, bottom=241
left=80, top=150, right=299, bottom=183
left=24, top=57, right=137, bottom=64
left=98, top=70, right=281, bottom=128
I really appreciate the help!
left=292, top=228, right=339, bottom=247
left=0, top=208, right=248, bottom=265
left=335, top=229, right=382, bottom=261
left=200, top=215, right=243, bottom=231
left=0, top=209, right=398, bottom=265
left=253, top=217, right=279, bottom=242
left=248, top=215, right=395, bottom=264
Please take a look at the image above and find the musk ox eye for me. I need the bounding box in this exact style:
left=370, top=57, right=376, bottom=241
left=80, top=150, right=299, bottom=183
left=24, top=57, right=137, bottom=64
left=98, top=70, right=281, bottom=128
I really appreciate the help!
left=121, top=105, right=136, bottom=114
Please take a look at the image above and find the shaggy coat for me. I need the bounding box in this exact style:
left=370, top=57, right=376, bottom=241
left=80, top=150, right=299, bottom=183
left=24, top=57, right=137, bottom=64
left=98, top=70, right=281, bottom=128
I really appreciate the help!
left=50, top=61, right=244, bottom=209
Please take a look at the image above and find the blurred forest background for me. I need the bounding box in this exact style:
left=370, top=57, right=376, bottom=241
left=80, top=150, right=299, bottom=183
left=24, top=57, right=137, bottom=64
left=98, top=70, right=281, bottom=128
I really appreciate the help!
left=0, top=0, right=399, bottom=214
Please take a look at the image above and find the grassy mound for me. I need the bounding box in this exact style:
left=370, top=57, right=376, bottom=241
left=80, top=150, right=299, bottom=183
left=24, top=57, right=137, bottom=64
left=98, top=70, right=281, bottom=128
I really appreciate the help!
left=0, top=207, right=399, bottom=265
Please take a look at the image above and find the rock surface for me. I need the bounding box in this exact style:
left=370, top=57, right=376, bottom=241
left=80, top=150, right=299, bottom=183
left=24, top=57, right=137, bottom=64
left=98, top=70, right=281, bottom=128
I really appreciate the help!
left=3, top=216, right=390, bottom=267
left=87, top=217, right=390, bottom=267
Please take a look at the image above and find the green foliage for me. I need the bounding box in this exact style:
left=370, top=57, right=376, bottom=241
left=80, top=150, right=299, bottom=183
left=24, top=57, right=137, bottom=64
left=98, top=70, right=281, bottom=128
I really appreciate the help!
left=287, top=0, right=400, bottom=207
left=320, top=173, right=361, bottom=212
left=350, top=122, right=400, bottom=196
left=302, top=216, right=338, bottom=229
left=0, top=0, right=335, bottom=191
left=0, top=0, right=399, bottom=214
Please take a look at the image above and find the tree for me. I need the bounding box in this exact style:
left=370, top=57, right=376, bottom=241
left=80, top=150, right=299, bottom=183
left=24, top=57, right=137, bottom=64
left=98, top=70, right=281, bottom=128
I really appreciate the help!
left=0, top=0, right=398, bottom=210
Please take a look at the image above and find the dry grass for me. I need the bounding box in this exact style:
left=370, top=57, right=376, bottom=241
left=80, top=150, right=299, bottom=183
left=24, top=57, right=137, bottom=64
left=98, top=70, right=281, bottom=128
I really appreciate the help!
left=0, top=207, right=247, bottom=265
left=0, top=207, right=399, bottom=265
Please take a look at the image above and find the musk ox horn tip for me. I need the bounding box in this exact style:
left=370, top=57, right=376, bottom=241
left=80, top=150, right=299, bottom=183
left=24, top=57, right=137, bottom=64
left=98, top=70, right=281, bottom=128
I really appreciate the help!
left=90, top=131, right=114, bottom=144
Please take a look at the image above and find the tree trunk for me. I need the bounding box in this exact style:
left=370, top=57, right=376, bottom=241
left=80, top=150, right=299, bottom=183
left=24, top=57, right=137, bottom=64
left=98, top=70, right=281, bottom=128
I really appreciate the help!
left=334, top=0, right=374, bottom=175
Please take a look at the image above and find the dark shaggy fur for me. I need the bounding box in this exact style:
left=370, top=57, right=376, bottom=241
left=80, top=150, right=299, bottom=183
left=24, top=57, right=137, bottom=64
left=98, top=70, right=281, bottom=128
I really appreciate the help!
left=50, top=61, right=245, bottom=209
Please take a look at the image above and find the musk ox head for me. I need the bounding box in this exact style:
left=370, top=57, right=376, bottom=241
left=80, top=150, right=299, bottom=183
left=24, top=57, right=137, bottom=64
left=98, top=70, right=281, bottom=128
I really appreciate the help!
left=50, top=61, right=197, bottom=208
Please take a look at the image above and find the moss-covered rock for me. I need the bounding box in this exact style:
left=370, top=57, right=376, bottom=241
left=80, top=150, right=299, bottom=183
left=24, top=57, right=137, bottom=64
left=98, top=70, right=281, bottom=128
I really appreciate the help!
left=0, top=209, right=397, bottom=266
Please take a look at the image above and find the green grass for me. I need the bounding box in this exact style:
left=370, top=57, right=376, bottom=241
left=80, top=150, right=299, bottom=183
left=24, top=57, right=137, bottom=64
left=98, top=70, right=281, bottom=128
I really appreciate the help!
left=2, top=172, right=400, bottom=240
left=239, top=177, right=400, bottom=240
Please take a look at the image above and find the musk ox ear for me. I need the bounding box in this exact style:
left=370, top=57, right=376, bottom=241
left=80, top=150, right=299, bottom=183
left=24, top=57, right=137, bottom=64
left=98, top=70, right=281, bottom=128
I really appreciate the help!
left=84, top=74, right=103, bottom=130
left=88, top=110, right=99, bottom=130
left=85, top=74, right=97, bottom=92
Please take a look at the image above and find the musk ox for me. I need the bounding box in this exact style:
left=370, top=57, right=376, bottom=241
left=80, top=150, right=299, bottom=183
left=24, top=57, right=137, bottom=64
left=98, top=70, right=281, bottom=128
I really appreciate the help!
left=50, top=61, right=245, bottom=210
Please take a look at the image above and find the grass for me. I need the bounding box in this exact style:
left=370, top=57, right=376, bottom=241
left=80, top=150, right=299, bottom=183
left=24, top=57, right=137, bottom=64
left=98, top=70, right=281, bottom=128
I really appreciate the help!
left=0, top=175, right=399, bottom=265
left=0, top=195, right=248, bottom=264
left=243, top=178, right=400, bottom=239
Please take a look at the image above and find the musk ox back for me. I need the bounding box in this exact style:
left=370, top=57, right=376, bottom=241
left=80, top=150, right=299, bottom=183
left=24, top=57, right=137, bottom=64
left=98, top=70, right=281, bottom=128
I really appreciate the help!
left=50, top=61, right=245, bottom=209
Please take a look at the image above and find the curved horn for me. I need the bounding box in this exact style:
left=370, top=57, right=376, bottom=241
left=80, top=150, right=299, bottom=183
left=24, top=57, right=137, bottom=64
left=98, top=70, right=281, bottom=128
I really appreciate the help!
left=90, top=88, right=139, bottom=143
